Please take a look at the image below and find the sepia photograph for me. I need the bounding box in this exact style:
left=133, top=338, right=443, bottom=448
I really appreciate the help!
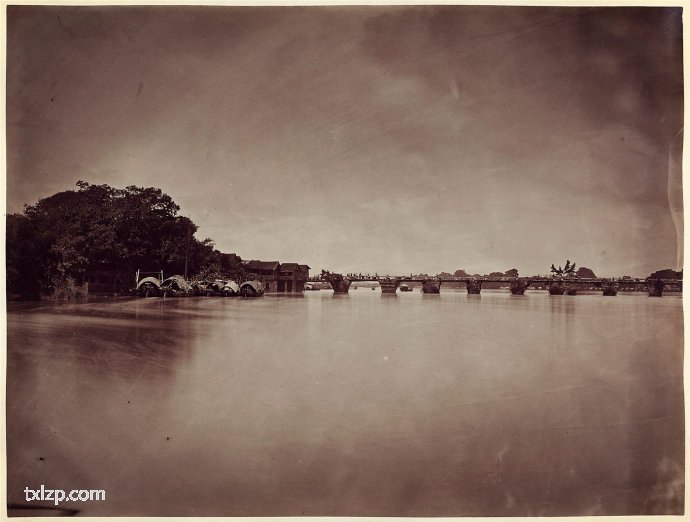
left=4, top=3, right=685, bottom=517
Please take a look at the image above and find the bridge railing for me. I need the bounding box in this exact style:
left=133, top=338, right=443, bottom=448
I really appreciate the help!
left=309, top=274, right=681, bottom=285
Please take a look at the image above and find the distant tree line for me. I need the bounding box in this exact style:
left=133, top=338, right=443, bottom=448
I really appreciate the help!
left=649, top=268, right=683, bottom=280
left=7, top=181, right=236, bottom=300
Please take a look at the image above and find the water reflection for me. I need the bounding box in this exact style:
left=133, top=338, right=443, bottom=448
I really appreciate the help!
left=9, top=305, right=196, bottom=381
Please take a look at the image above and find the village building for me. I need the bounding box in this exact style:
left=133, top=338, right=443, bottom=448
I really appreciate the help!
left=278, top=263, right=311, bottom=292
left=243, top=260, right=281, bottom=292
left=219, top=253, right=243, bottom=273
left=243, top=260, right=310, bottom=293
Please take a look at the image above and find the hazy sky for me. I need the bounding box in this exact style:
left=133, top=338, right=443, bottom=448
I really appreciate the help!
left=6, top=5, right=684, bottom=277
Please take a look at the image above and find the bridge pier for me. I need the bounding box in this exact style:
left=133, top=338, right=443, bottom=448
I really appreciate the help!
left=466, top=280, right=482, bottom=294
left=509, top=279, right=529, bottom=295
left=312, top=273, right=680, bottom=297
left=422, top=279, right=441, bottom=294
left=321, top=271, right=351, bottom=294
left=548, top=282, right=565, bottom=295
left=647, top=279, right=664, bottom=297
left=379, top=278, right=400, bottom=294
left=601, top=281, right=618, bottom=296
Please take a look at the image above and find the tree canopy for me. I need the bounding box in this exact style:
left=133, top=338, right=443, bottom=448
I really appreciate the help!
left=575, top=266, right=597, bottom=279
left=7, top=181, right=227, bottom=299
left=550, top=260, right=576, bottom=277
left=649, top=268, right=683, bottom=279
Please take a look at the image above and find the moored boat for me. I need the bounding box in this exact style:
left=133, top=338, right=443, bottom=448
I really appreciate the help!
left=221, top=280, right=240, bottom=297
left=190, top=281, right=208, bottom=296
left=160, top=275, right=193, bottom=297
left=239, top=280, right=265, bottom=297
left=399, top=283, right=412, bottom=292
left=205, top=280, right=225, bottom=296
left=136, top=276, right=162, bottom=297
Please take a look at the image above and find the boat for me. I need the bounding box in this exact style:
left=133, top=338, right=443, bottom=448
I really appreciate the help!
left=399, top=283, right=412, bottom=292
left=160, top=275, right=194, bottom=297
left=190, top=281, right=208, bottom=295
left=221, top=280, right=240, bottom=297
left=239, top=280, right=265, bottom=297
left=304, top=282, right=320, bottom=291
left=205, top=280, right=225, bottom=296
left=136, top=276, right=162, bottom=297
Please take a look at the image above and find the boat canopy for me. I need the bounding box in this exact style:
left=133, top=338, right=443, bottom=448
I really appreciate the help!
left=208, top=280, right=225, bottom=292
left=240, top=280, right=265, bottom=296
left=161, top=275, right=193, bottom=292
left=136, top=276, right=161, bottom=289
left=223, top=281, right=240, bottom=294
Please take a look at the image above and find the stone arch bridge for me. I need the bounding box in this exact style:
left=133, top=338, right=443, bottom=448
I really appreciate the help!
left=314, top=272, right=682, bottom=297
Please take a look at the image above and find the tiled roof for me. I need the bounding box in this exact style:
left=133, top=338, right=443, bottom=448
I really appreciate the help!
left=280, top=263, right=311, bottom=273
left=245, top=260, right=280, bottom=271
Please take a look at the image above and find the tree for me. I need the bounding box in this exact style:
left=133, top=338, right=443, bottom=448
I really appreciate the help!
left=649, top=268, right=682, bottom=279
left=7, top=181, right=216, bottom=298
left=6, top=214, right=48, bottom=299
left=575, top=266, right=596, bottom=279
left=550, top=260, right=576, bottom=277
left=505, top=268, right=519, bottom=278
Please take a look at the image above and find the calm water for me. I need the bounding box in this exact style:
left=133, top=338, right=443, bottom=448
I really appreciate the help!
left=6, top=289, right=684, bottom=516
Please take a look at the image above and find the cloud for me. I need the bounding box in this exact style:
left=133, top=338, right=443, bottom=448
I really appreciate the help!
left=6, top=6, right=683, bottom=276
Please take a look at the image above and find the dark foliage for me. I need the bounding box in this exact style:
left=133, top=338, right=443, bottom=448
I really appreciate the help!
left=575, top=266, right=597, bottom=279
left=649, top=268, right=683, bottom=279
left=550, top=260, right=576, bottom=277
left=7, top=181, right=228, bottom=299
